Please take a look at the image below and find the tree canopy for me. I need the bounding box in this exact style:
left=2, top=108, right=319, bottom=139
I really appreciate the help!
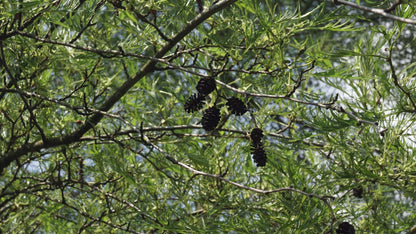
left=1, top=0, right=416, bottom=233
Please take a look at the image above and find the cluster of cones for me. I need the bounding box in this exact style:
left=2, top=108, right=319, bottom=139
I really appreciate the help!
left=184, top=77, right=267, bottom=167
left=249, top=128, right=266, bottom=167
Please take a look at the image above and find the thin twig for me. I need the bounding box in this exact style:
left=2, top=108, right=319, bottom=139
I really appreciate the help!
left=385, top=0, right=402, bottom=13
left=286, top=60, right=315, bottom=98
left=141, top=134, right=337, bottom=225
left=388, top=57, right=416, bottom=111
left=215, top=80, right=379, bottom=128
left=332, top=0, right=416, bottom=25
left=129, top=6, right=171, bottom=42
left=94, top=188, right=162, bottom=225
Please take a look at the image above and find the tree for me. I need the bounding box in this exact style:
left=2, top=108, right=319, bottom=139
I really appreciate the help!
left=1, top=0, right=415, bottom=233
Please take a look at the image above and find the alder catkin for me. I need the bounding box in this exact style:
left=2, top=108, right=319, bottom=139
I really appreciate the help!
left=184, top=93, right=205, bottom=113
left=196, top=77, right=216, bottom=96
left=226, top=97, right=247, bottom=116
left=201, top=106, right=220, bottom=131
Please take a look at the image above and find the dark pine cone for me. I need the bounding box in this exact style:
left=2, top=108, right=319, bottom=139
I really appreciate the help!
left=352, top=186, right=363, bottom=198
left=184, top=93, right=205, bottom=113
left=201, top=106, right=220, bottom=131
left=251, top=145, right=267, bottom=167
left=226, top=97, right=247, bottom=116
left=196, top=77, right=216, bottom=96
left=336, top=222, right=355, bottom=234
left=250, top=128, right=263, bottom=146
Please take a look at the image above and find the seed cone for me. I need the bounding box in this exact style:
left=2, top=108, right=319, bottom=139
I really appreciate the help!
left=251, top=145, right=267, bottom=167
left=352, top=186, right=363, bottom=198
left=184, top=93, right=205, bottom=113
left=227, top=97, right=247, bottom=116
left=336, top=222, right=355, bottom=234
left=250, top=128, right=263, bottom=146
left=202, top=106, right=220, bottom=131
left=196, top=77, right=216, bottom=96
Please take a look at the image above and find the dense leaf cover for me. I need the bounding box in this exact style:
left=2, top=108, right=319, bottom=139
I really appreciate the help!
left=1, top=0, right=416, bottom=233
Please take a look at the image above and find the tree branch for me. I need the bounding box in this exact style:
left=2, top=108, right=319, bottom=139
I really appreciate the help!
left=142, top=133, right=337, bottom=225
left=215, top=80, right=379, bottom=128
left=388, top=56, right=416, bottom=111
left=385, top=0, right=402, bottom=13
left=333, top=0, right=416, bottom=25
left=285, top=60, right=315, bottom=97
left=129, top=5, right=171, bottom=42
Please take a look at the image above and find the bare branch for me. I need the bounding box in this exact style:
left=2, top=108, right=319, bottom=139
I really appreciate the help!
left=385, top=0, right=402, bottom=13
left=285, top=60, right=315, bottom=98
left=388, top=56, right=416, bottom=111
left=332, top=0, right=416, bottom=25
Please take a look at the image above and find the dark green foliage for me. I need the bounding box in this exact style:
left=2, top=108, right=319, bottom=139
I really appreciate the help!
left=1, top=0, right=416, bottom=233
